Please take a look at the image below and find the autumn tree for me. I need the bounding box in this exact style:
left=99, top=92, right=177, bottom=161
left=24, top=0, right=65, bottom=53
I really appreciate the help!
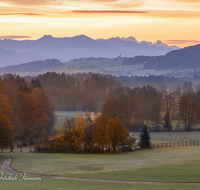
left=33, top=87, right=55, bottom=133
left=92, top=115, right=109, bottom=152
left=164, top=94, right=176, bottom=120
left=63, top=118, right=76, bottom=133
left=53, top=129, right=72, bottom=152
left=0, top=94, right=13, bottom=148
left=0, top=115, right=13, bottom=148
left=72, top=113, right=86, bottom=152
left=101, top=98, right=120, bottom=119
left=117, top=94, right=138, bottom=121
left=16, top=92, right=50, bottom=140
left=107, top=117, right=129, bottom=152
left=39, top=129, right=51, bottom=149
left=178, top=93, right=199, bottom=131
left=130, top=85, right=162, bottom=125
left=0, top=94, right=12, bottom=117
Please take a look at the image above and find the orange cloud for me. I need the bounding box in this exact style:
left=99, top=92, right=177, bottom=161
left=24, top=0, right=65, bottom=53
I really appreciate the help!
left=0, top=13, right=43, bottom=16
left=71, top=10, right=148, bottom=14
left=163, top=40, right=200, bottom=48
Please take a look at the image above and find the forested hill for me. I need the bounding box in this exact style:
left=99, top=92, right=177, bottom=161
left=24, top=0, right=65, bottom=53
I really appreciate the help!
left=123, top=44, right=200, bottom=70
left=0, top=59, right=62, bottom=74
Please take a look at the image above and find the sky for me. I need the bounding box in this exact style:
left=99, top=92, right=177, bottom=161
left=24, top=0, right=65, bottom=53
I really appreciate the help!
left=0, top=0, right=200, bottom=47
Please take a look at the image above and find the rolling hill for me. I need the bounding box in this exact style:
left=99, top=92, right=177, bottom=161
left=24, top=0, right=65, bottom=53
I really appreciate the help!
left=123, top=44, right=200, bottom=70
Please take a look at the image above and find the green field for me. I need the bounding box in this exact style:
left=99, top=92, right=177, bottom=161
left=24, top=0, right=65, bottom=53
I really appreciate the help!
left=1, top=173, right=200, bottom=190
left=1, top=146, right=200, bottom=189
left=2, top=112, right=199, bottom=189
left=1, top=146, right=200, bottom=182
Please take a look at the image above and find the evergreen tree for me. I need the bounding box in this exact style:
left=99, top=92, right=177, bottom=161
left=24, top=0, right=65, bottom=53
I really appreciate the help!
left=139, top=125, right=151, bottom=148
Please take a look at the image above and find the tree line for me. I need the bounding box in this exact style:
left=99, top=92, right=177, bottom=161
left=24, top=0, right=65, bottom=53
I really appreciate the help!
left=37, top=72, right=200, bottom=132
left=38, top=72, right=123, bottom=111
left=0, top=74, right=54, bottom=148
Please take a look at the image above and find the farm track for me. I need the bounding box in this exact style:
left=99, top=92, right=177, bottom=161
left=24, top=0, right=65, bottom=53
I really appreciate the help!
left=0, top=155, right=200, bottom=185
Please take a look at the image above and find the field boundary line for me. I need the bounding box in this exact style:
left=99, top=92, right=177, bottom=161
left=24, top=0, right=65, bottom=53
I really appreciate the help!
left=1, top=155, right=200, bottom=185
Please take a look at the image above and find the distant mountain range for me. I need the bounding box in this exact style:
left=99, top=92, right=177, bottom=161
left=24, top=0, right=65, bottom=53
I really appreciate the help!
left=98, top=36, right=179, bottom=49
left=123, top=44, right=200, bottom=70
left=0, top=35, right=179, bottom=67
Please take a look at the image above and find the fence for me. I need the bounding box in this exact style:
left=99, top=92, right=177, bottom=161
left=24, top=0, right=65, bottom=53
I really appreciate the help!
left=151, top=141, right=200, bottom=148
left=1, top=141, right=200, bottom=153
left=1, top=147, right=33, bottom=153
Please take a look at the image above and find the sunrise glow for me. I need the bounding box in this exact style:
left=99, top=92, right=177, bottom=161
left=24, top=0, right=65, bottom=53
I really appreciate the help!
left=1, top=0, right=200, bottom=47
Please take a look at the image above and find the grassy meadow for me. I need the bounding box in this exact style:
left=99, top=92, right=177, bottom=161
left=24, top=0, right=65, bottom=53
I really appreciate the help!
left=1, top=146, right=200, bottom=183
left=1, top=171, right=200, bottom=190
left=2, top=111, right=199, bottom=189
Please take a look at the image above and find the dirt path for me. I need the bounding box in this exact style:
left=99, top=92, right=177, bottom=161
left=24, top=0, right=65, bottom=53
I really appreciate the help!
left=1, top=155, right=200, bottom=185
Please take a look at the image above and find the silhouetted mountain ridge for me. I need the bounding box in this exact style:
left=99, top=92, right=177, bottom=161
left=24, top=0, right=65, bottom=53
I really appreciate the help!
left=0, top=35, right=178, bottom=67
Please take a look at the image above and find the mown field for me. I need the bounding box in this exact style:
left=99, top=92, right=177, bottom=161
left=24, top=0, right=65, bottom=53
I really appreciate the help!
left=7, top=111, right=198, bottom=189
left=1, top=170, right=199, bottom=190
left=1, top=146, right=200, bottom=183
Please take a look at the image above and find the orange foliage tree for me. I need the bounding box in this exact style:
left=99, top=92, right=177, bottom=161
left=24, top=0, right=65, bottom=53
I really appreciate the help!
left=0, top=94, right=13, bottom=147
left=101, top=98, right=120, bottom=119
left=92, top=115, right=109, bottom=152
left=15, top=91, right=50, bottom=139
left=33, top=87, right=55, bottom=133
left=72, top=113, right=86, bottom=152
left=107, top=117, right=129, bottom=152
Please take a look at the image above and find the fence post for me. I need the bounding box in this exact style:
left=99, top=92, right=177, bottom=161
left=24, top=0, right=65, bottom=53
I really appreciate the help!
left=20, top=146, right=22, bottom=152
left=11, top=148, right=12, bottom=152
left=1, top=148, right=3, bottom=152
left=30, top=148, right=32, bottom=152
